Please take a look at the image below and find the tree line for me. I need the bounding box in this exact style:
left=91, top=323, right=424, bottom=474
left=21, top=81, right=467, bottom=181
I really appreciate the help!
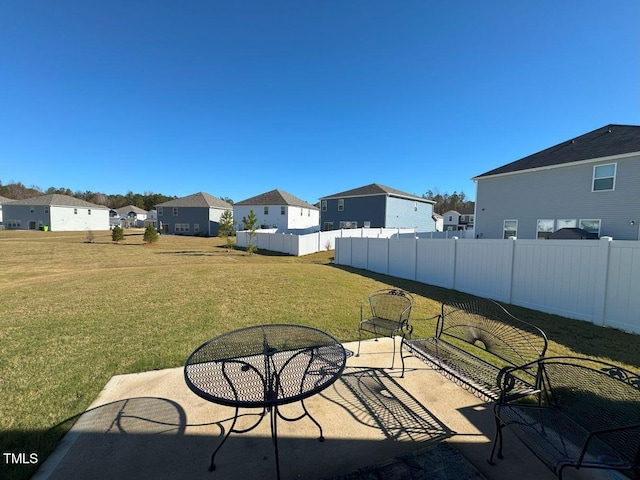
left=422, top=190, right=474, bottom=215
left=1, top=181, right=175, bottom=211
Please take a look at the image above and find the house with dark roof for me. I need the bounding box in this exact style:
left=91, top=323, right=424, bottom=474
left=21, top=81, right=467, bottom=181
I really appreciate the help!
left=319, top=183, right=436, bottom=232
left=442, top=204, right=475, bottom=232
left=155, top=192, right=232, bottom=236
left=233, top=189, right=319, bottom=233
left=473, top=124, right=640, bottom=240
left=2, top=194, right=110, bottom=231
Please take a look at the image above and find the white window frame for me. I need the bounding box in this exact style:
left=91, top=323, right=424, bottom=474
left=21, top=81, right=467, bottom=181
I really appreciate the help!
left=337, top=199, right=344, bottom=211
left=503, top=219, right=518, bottom=239
left=193, top=223, right=199, bottom=234
left=281, top=206, right=286, bottom=215
left=592, top=163, right=616, bottom=192
left=30, top=206, right=35, bottom=214
left=264, top=206, right=269, bottom=215
left=157, top=207, right=163, bottom=216
left=536, top=219, right=554, bottom=239
left=579, top=219, right=601, bottom=237
left=321, top=200, right=327, bottom=212
left=323, top=222, right=333, bottom=231
left=175, top=223, right=190, bottom=233
left=172, top=207, right=178, bottom=216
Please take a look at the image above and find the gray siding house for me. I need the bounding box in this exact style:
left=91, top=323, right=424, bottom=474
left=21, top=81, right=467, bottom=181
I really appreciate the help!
left=0, top=195, right=12, bottom=226
left=2, top=194, right=110, bottom=231
left=155, top=192, right=232, bottom=236
left=319, top=183, right=436, bottom=232
left=473, top=124, right=640, bottom=240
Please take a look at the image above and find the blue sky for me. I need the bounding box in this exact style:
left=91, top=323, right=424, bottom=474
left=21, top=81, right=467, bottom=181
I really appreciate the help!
left=1, top=1, right=638, bottom=204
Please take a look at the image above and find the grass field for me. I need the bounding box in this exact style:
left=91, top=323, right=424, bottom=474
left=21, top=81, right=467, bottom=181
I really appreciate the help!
left=2, top=229, right=640, bottom=479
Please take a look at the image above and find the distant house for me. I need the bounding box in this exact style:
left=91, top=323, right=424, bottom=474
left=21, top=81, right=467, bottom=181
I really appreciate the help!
left=319, top=183, right=436, bottom=232
left=116, top=205, right=148, bottom=228
left=155, top=192, right=232, bottom=236
left=234, top=189, right=319, bottom=233
left=442, top=205, right=475, bottom=232
left=473, top=124, right=640, bottom=240
left=2, top=194, right=110, bottom=231
left=0, top=195, right=12, bottom=226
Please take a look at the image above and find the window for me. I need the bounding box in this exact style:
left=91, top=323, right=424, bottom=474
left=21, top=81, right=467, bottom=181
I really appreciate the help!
left=503, top=220, right=518, bottom=239
left=264, top=206, right=269, bottom=215
left=414, top=202, right=418, bottom=212
left=448, top=215, right=453, bottom=222
left=193, top=223, right=199, bottom=233
left=363, top=221, right=371, bottom=228
left=30, top=206, right=35, bottom=214
left=175, top=223, right=190, bottom=233
left=158, top=207, right=163, bottom=216
left=339, top=220, right=357, bottom=229
left=557, top=219, right=576, bottom=229
left=172, top=207, right=178, bottom=216
left=321, top=200, right=327, bottom=212
left=44, top=206, right=49, bottom=214
left=580, top=219, right=601, bottom=237
left=337, top=199, right=344, bottom=211
left=74, top=208, right=78, bottom=215
left=323, top=222, right=333, bottom=231
left=88, top=209, right=91, bottom=215
left=281, top=206, right=285, bottom=215
left=300, top=208, right=303, bottom=216
left=593, top=163, right=616, bottom=191
left=536, top=219, right=554, bottom=239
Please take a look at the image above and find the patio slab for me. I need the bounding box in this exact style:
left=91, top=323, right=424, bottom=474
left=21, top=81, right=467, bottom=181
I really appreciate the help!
left=33, top=339, right=608, bottom=480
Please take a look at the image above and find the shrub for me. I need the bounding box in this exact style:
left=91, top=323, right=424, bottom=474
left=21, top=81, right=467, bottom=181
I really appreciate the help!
left=143, top=224, right=159, bottom=244
left=111, top=225, right=124, bottom=243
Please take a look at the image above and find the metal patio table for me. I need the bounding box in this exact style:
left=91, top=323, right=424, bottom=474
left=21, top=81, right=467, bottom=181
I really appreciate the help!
left=184, top=324, right=347, bottom=479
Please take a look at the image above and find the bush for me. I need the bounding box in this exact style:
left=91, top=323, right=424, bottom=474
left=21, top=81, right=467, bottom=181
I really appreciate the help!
left=143, top=224, right=159, bottom=244
left=111, top=225, right=124, bottom=243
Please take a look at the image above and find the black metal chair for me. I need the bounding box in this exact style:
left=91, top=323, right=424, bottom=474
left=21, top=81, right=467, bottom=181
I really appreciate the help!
left=356, top=288, right=414, bottom=368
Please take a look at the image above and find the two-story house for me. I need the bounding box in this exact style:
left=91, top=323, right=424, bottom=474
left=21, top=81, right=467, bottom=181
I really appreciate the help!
left=2, top=194, right=110, bottom=231
left=442, top=205, right=475, bottom=232
left=233, top=189, right=319, bottom=233
left=155, top=192, right=232, bottom=236
left=473, top=124, right=640, bottom=240
left=319, top=183, right=436, bottom=232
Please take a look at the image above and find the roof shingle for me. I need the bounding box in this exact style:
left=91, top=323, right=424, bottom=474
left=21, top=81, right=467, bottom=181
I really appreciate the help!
left=320, top=183, right=433, bottom=203
left=155, top=192, right=232, bottom=209
left=475, top=124, right=640, bottom=178
left=235, top=189, right=317, bottom=209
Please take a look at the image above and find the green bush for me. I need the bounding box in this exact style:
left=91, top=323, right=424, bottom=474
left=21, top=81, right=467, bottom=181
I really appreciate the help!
left=111, top=225, right=124, bottom=243
left=143, top=224, right=159, bottom=244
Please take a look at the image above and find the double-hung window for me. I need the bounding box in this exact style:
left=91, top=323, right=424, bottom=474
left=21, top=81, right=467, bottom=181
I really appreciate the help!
left=503, top=220, right=518, bottom=239
left=593, top=163, right=616, bottom=191
left=337, top=199, right=344, bottom=211
left=536, top=219, right=554, bottom=239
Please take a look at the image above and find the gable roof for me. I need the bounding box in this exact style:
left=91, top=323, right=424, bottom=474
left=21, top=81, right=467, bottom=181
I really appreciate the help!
left=5, top=194, right=108, bottom=209
left=155, top=192, right=232, bottom=209
left=116, top=205, right=147, bottom=214
left=235, top=189, right=318, bottom=209
left=320, top=183, right=434, bottom=203
left=475, top=124, right=640, bottom=179
left=0, top=196, right=13, bottom=205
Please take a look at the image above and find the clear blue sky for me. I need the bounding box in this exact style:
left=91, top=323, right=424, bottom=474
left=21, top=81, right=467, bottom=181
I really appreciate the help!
left=1, top=1, right=638, bottom=204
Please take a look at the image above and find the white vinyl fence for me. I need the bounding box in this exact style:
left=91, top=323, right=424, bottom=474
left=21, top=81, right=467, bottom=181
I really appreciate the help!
left=235, top=228, right=416, bottom=256
left=335, top=236, right=640, bottom=334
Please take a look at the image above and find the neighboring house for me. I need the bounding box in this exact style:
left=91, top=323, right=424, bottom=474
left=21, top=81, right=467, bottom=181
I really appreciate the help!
left=234, top=189, right=319, bottom=233
left=116, top=205, right=148, bottom=228
left=2, top=194, right=110, bottom=231
left=442, top=205, right=475, bottom=232
left=473, top=124, right=640, bottom=240
left=0, top=195, right=12, bottom=226
left=155, top=192, right=232, bottom=236
left=432, top=213, right=443, bottom=232
left=145, top=209, right=157, bottom=228
left=319, top=183, right=436, bottom=232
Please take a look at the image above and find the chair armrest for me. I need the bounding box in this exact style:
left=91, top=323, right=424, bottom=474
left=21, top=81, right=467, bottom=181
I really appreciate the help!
left=496, top=362, right=541, bottom=403
left=577, top=423, right=640, bottom=468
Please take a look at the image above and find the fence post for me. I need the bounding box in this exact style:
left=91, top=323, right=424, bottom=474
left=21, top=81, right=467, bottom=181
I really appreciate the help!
left=452, top=236, right=458, bottom=290
left=595, top=237, right=613, bottom=327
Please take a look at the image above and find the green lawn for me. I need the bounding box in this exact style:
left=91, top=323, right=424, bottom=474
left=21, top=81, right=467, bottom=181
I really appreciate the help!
left=2, top=229, right=640, bottom=480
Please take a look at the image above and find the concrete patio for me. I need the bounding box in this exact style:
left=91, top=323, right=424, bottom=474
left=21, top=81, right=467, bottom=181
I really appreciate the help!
left=33, top=339, right=610, bottom=480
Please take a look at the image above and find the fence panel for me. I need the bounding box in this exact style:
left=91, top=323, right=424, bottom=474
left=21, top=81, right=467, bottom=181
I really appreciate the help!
left=605, top=241, right=640, bottom=333
left=510, top=240, right=605, bottom=322
left=350, top=238, right=369, bottom=270
left=367, top=238, right=389, bottom=275
left=388, top=238, right=417, bottom=280
left=453, top=239, right=513, bottom=302
left=416, top=239, right=455, bottom=289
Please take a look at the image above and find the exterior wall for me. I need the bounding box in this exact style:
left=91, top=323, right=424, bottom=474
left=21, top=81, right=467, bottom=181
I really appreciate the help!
left=385, top=196, right=435, bottom=232
left=157, top=206, right=230, bottom=236
left=3, top=204, right=109, bottom=231
left=475, top=154, right=640, bottom=240
left=233, top=205, right=319, bottom=232
left=320, top=195, right=386, bottom=230
left=442, top=210, right=461, bottom=231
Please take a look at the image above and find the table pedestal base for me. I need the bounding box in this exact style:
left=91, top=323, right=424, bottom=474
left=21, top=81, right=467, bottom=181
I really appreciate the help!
left=209, top=400, right=324, bottom=479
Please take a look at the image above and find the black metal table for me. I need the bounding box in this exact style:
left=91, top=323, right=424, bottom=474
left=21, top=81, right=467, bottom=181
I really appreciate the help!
left=184, top=324, right=347, bottom=478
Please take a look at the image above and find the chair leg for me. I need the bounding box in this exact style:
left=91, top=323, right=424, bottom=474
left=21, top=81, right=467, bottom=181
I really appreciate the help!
left=488, top=413, right=504, bottom=465
left=356, top=329, right=362, bottom=357
left=390, top=335, right=396, bottom=369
